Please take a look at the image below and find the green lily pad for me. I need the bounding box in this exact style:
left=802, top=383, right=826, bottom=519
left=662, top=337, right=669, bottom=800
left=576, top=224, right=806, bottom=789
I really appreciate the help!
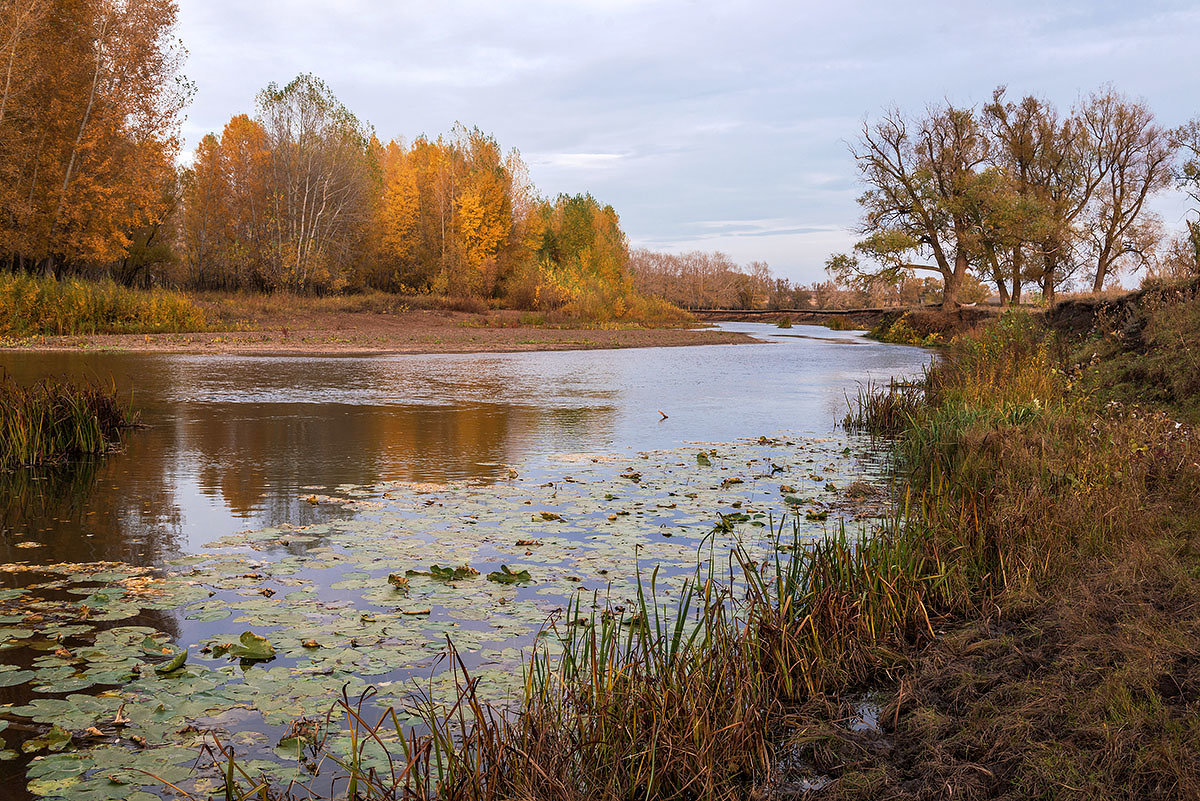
left=217, top=631, right=276, bottom=662
left=487, top=566, right=532, bottom=585
left=407, top=565, right=480, bottom=582
left=22, top=725, right=72, bottom=754
left=153, top=650, right=187, bottom=675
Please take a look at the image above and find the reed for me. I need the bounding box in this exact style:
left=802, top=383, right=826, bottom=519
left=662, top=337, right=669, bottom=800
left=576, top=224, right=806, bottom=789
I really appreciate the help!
left=0, top=273, right=205, bottom=336
left=0, top=376, right=136, bottom=467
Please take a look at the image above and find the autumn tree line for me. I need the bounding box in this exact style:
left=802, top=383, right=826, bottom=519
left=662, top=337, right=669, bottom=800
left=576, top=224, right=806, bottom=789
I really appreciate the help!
left=181, top=77, right=635, bottom=309
left=2, top=1, right=1198, bottom=315
left=830, top=87, right=1200, bottom=309
left=0, top=0, right=664, bottom=321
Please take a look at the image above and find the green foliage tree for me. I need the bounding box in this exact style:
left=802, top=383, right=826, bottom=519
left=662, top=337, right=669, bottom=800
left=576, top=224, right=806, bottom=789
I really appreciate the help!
left=1172, top=118, right=1200, bottom=275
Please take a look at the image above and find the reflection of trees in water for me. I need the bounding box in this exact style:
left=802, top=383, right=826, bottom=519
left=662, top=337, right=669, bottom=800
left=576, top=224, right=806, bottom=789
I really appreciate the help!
left=188, top=402, right=576, bottom=517
left=0, top=390, right=620, bottom=574
left=0, top=433, right=184, bottom=568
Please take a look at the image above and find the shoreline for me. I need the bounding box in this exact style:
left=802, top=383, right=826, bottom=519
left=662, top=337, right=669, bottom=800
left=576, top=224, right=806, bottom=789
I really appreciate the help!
left=0, top=309, right=761, bottom=357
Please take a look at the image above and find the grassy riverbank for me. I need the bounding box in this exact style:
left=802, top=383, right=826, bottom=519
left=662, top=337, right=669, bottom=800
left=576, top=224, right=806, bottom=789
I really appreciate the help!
left=0, top=275, right=693, bottom=343
left=0, top=377, right=135, bottom=468
left=209, top=283, right=1200, bottom=800
left=0, top=277, right=732, bottom=355
left=0, top=274, right=205, bottom=337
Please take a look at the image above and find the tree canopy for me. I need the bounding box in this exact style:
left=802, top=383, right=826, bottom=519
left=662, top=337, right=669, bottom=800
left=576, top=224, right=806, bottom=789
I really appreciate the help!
left=830, top=87, right=1180, bottom=306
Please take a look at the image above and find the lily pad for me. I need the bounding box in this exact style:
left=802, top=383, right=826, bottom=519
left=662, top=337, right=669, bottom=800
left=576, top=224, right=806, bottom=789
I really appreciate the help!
left=153, top=650, right=187, bottom=675
left=219, top=631, right=276, bottom=662
left=487, top=566, right=532, bottom=585
left=22, top=725, right=72, bottom=754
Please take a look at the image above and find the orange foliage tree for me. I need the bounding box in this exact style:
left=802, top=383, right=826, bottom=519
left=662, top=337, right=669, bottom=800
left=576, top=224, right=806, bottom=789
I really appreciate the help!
left=0, top=0, right=190, bottom=277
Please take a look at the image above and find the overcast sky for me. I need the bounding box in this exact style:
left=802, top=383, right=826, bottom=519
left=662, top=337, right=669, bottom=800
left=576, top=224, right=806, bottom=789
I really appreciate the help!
left=177, top=0, right=1199, bottom=283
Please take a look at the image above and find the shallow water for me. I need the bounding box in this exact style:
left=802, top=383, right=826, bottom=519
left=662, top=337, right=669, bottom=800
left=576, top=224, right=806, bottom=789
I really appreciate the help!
left=0, top=323, right=931, bottom=798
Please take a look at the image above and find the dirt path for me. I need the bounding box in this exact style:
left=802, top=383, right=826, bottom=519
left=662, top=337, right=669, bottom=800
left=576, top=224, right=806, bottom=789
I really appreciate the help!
left=3, top=308, right=759, bottom=356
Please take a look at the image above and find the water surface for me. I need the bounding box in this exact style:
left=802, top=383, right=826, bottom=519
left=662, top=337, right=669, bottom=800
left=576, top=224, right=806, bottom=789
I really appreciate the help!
left=0, top=323, right=929, bottom=566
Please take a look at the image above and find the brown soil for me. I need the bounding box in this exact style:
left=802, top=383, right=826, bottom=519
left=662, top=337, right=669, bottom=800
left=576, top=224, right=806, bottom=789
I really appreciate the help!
left=3, top=307, right=758, bottom=356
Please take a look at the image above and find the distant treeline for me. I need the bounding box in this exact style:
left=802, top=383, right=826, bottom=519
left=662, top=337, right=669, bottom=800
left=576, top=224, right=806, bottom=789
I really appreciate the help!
left=628, top=249, right=957, bottom=310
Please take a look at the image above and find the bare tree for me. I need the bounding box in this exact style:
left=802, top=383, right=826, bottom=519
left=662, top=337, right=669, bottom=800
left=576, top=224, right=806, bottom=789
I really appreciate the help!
left=1080, top=90, right=1172, bottom=292
left=1172, top=118, right=1200, bottom=274
left=846, top=103, right=990, bottom=308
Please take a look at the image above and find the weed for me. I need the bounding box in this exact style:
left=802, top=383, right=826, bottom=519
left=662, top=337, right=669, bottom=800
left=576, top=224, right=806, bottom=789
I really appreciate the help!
left=0, top=376, right=135, bottom=467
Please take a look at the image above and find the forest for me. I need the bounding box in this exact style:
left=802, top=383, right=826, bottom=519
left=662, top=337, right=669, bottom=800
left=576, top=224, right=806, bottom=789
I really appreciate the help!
left=1, top=0, right=1198, bottom=320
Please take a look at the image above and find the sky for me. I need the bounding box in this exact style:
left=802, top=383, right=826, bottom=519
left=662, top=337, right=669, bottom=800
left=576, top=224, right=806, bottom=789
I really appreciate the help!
left=176, top=0, right=1200, bottom=284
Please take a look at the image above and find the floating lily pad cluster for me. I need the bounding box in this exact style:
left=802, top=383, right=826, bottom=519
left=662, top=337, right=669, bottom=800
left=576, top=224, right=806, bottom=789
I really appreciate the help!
left=1, top=434, right=890, bottom=799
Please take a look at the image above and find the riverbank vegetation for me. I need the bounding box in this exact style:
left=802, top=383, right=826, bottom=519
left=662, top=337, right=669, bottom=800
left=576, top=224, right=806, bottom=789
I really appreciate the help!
left=203, top=284, right=1200, bottom=799
left=0, top=376, right=135, bottom=468
left=0, top=273, right=204, bottom=336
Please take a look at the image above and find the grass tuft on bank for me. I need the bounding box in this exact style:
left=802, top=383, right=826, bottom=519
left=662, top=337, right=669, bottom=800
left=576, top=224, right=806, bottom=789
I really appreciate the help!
left=0, top=273, right=205, bottom=337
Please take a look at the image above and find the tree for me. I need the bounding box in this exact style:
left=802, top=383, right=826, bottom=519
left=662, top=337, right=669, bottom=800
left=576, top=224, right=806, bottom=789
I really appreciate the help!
left=257, top=74, right=373, bottom=291
left=982, top=90, right=1059, bottom=305
left=0, top=0, right=190, bottom=275
left=1172, top=118, right=1200, bottom=275
left=1079, top=89, right=1172, bottom=292
left=369, top=127, right=534, bottom=297
left=840, top=103, right=991, bottom=308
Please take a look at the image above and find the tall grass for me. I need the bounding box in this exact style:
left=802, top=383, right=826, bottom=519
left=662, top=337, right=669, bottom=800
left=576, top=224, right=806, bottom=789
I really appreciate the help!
left=204, top=520, right=945, bottom=801
left=0, top=273, right=205, bottom=336
left=0, top=376, right=135, bottom=467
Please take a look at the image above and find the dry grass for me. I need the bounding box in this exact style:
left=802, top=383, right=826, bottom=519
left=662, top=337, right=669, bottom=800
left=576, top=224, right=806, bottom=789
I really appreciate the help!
left=196, top=288, right=693, bottom=331
left=0, top=273, right=205, bottom=336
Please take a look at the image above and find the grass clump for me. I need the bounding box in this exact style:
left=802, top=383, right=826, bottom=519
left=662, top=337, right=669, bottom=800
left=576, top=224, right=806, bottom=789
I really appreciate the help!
left=0, top=376, right=136, bottom=468
left=822, top=315, right=859, bottom=331
left=0, top=273, right=205, bottom=336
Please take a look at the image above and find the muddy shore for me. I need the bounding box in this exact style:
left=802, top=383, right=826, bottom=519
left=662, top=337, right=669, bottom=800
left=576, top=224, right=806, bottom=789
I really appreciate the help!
left=2, top=308, right=759, bottom=356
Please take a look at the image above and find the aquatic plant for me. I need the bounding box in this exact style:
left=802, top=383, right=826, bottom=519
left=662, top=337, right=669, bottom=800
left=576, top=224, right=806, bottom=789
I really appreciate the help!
left=842, top=379, right=925, bottom=436
left=0, top=376, right=135, bottom=467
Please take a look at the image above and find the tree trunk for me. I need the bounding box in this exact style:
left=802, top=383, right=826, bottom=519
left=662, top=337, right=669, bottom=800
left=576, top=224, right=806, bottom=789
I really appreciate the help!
left=1042, top=259, right=1056, bottom=305
left=941, top=250, right=970, bottom=309
left=1010, top=247, right=1023, bottom=305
